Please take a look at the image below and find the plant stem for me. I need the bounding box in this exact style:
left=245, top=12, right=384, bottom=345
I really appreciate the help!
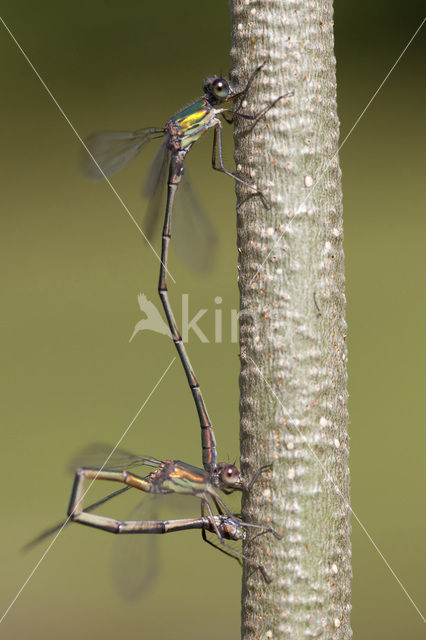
left=230, top=1, right=351, bottom=637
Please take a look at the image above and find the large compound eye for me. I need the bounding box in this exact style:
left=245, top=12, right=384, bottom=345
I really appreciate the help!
left=212, top=78, right=230, bottom=99
left=220, top=464, right=241, bottom=488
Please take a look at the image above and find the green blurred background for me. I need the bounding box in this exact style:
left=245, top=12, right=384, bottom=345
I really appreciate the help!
left=1, top=1, right=424, bottom=638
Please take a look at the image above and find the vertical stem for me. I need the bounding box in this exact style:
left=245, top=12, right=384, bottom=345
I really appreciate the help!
left=230, top=1, right=351, bottom=638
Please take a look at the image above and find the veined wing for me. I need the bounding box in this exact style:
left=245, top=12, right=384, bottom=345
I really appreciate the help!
left=110, top=495, right=158, bottom=601
left=142, top=143, right=217, bottom=272
left=173, top=171, right=218, bottom=272
left=142, top=138, right=169, bottom=241
left=68, top=443, right=161, bottom=472
left=110, top=492, right=204, bottom=601
left=83, top=128, right=164, bottom=180
left=82, top=128, right=217, bottom=272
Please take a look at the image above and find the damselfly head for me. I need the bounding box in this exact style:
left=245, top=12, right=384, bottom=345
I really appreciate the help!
left=216, top=462, right=242, bottom=492
left=219, top=517, right=245, bottom=541
left=203, top=76, right=232, bottom=102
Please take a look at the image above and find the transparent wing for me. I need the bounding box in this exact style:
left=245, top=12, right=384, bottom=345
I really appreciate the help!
left=173, top=171, right=218, bottom=273
left=110, top=496, right=159, bottom=601
left=83, top=128, right=164, bottom=180
left=142, top=138, right=170, bottom=241
left=110, top=492, right=203, bottom=601
left=68, top=443, right=161, bottom=473
left=82, top=127, right=217, bottom=272
left=142, top=149, right=218, bottom=272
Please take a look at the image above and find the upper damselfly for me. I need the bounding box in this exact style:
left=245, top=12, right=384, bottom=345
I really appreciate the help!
left=83, top=62, right=292, bottom=477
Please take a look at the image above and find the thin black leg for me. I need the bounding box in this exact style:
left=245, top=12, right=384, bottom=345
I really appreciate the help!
left=211, top=125, right=270, bottom=208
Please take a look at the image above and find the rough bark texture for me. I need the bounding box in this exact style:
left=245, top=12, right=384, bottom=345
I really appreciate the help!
left=229, top=1, right=351, bottom=638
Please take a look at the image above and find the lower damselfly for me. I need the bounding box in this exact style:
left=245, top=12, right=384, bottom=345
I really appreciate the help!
left=83, top=62, right=293, bottom=477
left=25, top=444, right=279, bottom=587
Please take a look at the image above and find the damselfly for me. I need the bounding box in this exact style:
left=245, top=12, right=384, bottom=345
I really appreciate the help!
left=83, top=62, right=292, bottom=476
left=25, top=444, right=279, bottom=586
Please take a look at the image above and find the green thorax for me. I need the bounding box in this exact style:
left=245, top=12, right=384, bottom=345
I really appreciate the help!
left=171, top=99, right=215, bottom=148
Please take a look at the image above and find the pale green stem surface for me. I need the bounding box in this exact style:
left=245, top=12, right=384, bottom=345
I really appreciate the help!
left=230, top=1, right=351, bottom=638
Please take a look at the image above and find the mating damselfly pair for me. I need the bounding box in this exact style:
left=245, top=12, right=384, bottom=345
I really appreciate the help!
left=26, top=62, right=292, bottom=590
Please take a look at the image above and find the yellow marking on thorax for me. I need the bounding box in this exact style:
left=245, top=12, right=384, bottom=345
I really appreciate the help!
left=180, top=109, right=207, bottom=128
left=170, top=467, right=205, bottom=485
